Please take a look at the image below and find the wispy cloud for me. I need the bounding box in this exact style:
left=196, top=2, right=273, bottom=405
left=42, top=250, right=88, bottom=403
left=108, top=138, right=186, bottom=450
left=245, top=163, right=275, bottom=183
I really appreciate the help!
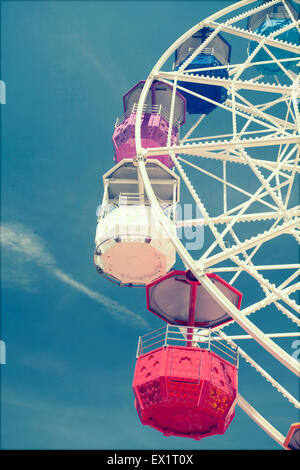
left=0, top=223, right=149, bottom=328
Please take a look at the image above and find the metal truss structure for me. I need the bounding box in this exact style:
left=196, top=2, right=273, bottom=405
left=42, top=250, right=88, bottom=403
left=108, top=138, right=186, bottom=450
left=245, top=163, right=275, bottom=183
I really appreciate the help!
left=133, top=0, right=300, bottom=448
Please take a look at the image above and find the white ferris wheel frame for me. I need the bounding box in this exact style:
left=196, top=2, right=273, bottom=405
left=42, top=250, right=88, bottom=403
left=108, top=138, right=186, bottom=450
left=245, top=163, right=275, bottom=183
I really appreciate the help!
left=132, top=0, right=300, bottom=448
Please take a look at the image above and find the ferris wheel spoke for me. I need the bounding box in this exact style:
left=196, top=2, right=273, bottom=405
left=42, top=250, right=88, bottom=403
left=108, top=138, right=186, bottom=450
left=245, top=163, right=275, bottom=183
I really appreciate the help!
left=271, top=15, right=300, bottom=36
left=227, top=215, right=289, bottom=285
left=176, top=148, right=299, bottom=174
left=226, top=170, right=291, bottom=216
left=223, top=160, right=228, bottom=213
left=236, top=261, right=299, bottom=313
left=218, top=20, right=298, bottom=93
left=218, top=0, right=281, bottom=26
left=206, top=235, right=299, bottom=316
left=292, top=87, right=300, bottom=115
left=177, top=156, right=296, bottom=280
left=199, top=274, right=300, bottom=375
left=177, top=24, right=224, bottom=73
left=170, top=152, right=230, bottom=255
left=226, top=225, right=264, bottom=287
left=241, top=272, right=300, bottom=317
left=143, top=137, right=299, bottom=160
left=180, top=114, right=205, bottom=143
left=170, top=56, right=299, bottom=78
left=199, top=0, right=255, bottom=23
left=274, top=101, right=295, bottom=203
left=177, top=207, right=299, bottom=227
left=138, top=157, right=300, bottom=376
left=237, top=393, right=287, bottom=447
left=197, top=145, right=298, bottom=262
left=178, top=156, right=281, bottom=212
left=172, top=153, right=280, bottom=286
left=159, top=70, right=296, bottom=97
left=207, top=264, right=300, bottom=272
left=201, top=219, right=299, bottom=269
left=284, top=99, right=297, bottom=130
left=167, top=76, right=178, bottom=145
left=261, top=43, right=297, bottom=80
left=202, top=228, right=299, bottom=311
left=278, top=268, right=300, bottom=290
left=206, top=20, right=300, bottom=54
left=284, top=149, right=299, bottom=207
left=182, top=128, right=286, bottom=144
left=158, top=77, right=293, bottom=135
left=228, top=92, right=297, bottom=134
left=258, top=94, right=293, bottom=112
left=209, top=0, right=298, bottom=40
left=275, top=301, right=300, bottom=325
left=238, top=148, right=291, bottom=216
left=227, top=224, right=264, bottom=279
left=199, top=188, right=289, bottom=264
left=219, top=330, right=300, bottom=409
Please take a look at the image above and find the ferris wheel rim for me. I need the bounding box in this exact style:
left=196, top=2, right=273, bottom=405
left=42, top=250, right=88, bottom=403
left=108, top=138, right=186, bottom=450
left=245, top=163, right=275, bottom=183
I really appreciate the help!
left=132, top=0, right=300, bottom=448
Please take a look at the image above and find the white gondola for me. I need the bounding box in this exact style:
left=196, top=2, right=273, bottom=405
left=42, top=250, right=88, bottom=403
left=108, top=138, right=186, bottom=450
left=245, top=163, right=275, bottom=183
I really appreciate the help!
left=94, top=159, right=180, bottom=286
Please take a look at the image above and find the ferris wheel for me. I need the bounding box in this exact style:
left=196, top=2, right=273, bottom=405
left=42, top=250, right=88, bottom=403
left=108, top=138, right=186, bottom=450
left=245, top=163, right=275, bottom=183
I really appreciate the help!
left=94, top=0, right=300, bottom=449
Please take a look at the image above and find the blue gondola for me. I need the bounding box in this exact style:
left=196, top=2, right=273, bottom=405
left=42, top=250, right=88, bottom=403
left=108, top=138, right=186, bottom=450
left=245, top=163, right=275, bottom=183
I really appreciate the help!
left=247, top=0, right=299, bottom=74
left=174, top=27, right=231, bottom=115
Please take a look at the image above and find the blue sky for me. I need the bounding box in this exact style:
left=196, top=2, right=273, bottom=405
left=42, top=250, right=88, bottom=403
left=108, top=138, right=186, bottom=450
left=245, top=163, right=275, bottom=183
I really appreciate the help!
left=1, top=0, right=299, bottom=450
